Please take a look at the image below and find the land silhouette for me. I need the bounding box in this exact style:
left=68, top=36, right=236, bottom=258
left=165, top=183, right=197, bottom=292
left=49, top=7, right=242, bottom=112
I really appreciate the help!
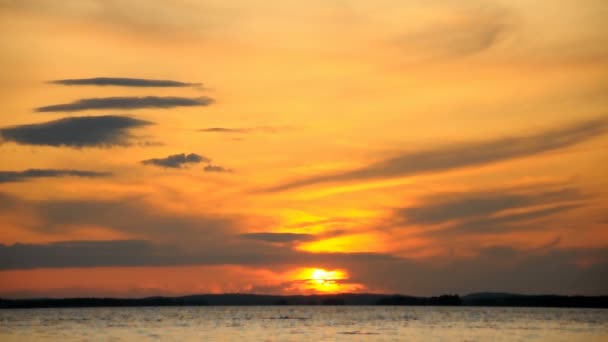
left=1, top=293, right=607, bottom=309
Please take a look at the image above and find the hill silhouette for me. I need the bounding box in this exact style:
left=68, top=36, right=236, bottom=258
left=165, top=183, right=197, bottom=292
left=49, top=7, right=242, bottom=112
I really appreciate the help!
left=1, top=293, right=607, bottom=309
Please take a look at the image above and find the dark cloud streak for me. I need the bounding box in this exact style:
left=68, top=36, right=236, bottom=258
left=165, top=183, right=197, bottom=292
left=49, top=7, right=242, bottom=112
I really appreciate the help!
left=50, top=77, right=201, bottom=88
left=199, top=126, right=288, bottom=134
left=35, top=96, right=213, bottom=112
left=267, top=117, right=608, bottom=191
left=0, top=115, right=152, bottom=148
left=400, top=187, right=582, bottom=225
left=239, top=232, right=315, bottom=243
left=0, top=169, right=111, bottom=183
left=141, top=153, right=210, bottom=168
left=204, top=164, right=233, bottom=173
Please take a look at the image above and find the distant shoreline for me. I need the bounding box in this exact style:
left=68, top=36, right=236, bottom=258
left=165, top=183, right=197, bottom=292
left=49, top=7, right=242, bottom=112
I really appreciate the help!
left=2, top=293, right=607, bottom=309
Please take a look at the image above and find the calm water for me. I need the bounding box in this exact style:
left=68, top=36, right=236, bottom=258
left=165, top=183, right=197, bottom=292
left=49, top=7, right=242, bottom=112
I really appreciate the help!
left=1, top=306, right=607, bottom=341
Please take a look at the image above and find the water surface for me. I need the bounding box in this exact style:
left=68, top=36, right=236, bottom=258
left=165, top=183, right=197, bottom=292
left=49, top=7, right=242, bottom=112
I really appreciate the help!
left=1, top=306, right=607, bottom=341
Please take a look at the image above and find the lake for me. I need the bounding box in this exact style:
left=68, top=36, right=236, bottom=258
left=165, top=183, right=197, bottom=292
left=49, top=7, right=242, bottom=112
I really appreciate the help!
left=1, top=306, right=607, bottom=341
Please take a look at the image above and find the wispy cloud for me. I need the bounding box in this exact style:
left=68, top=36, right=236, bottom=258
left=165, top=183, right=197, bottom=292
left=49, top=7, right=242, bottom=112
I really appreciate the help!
left=35, top=96, right=213, bottom=112
left=239, top=232, right=315, bottom=243
left=50, top=77, right=201, bottom=88
left=267, top=117, right=608, bottom=191
left=394, top=184, right=585, bottom=237
left=0, top=169, right=111, bottom=183
left=199, top=126, right=287, bottom=134
left=399, top=18, right=507, bottom=59
left=0, top=115, right=152, bottom=148
left=141, top=153, right=210, bottom=169
left=204, top=164, right=233, bottom=173
left=399, top=187, right=582, bottom=225
left=199, top=127, right=249, bottom=134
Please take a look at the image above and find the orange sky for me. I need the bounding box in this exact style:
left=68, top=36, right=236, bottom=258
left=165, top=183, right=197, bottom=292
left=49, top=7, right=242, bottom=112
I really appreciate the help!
left=0, top=0, right=607, bottom=297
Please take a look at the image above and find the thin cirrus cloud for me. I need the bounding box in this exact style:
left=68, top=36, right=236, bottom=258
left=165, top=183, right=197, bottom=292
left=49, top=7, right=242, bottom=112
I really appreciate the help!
left=50, top=77, right=201, bottom=88
left=395, top=6, right=510, bottom=60
left=394, top=184, right=585, bottom=238
left=0, top=169, right=111, bottom=183
left=425, top=204, right=582, bottom=238
left=239, top=232, right=316, bottom=243
left=266, top=117, right=608, bottom=192
left=398, top=187, right=583, bottom=225
left=35, top=96, right=214, bottom=112
left=141, top=153, right=210, bottom=169
left=204, top=164, right=233, bottom=173
left=199, top=126, right=286, bottom=134
left=0, top=115, right=153, bottom=148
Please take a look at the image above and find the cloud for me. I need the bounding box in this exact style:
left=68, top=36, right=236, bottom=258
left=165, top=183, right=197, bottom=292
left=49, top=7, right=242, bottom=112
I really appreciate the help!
left=0, top=192, right=396, bottom=270
left=204, top=164, right=233, bottom=173
left=35, top=96, right=213, bottom=112
left=393, top=184, right=585, bottom=238
left=399, top=187, right=582, bottom=225
left=50, top=77, right=201, bottom=88
left=199, top=126, right=286, bottom=134
left=398, top=12, right=508, bottom=59
left=388, top=2, right=513, bottom=61
left=1, top=237, right=606, bottom=296
left=0, top=169, right=111, bottom=183
left=0, top=193, right=235, bottom=244
left=0, top=239, right=397, bottom=270
left=0, top=115, right=152, bottom=148
left=423, top=204, right=581, bottom=237
left=141, top=153, right=210, bottom=169
left=0, top=240, right=161, bottom=269
left=427, top=204, right=582, bottom=237
left=348, top=246, right=608, bottom=296
left=267, top=117, right=608, bottom=191
left=239, top=232, right=315, bottom=243
left=199, top=127, right=248, bottom=133
left=0, top=191, right=606, bottom=295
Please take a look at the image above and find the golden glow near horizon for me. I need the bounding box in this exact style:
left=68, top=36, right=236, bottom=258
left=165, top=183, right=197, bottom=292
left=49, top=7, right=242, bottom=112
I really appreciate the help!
left=0, top=0, right=607, bottom=297
left=291, top=268, right=360, bottom=294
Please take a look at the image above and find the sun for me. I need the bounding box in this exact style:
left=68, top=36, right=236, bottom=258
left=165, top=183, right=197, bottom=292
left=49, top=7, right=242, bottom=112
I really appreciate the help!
left=286, top=268, right=347, bottom=293
left=310, top=268, right=341, bottom=284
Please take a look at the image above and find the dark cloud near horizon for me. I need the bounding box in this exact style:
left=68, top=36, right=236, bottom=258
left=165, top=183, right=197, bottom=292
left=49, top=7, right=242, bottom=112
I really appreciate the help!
left=0, top=192, right=606, bottom=295
left=0, top=193, right=234, bottom=245
left=0, top=238, right=606, bottom=296
left=204, top=164, right=233, bottom=173
left=0, top=192, right=396, bottom=269
left=35, top=96, right=213, bottom=112
left=141, top=153, right=210, bottom=168
left=50, top=77, right=201, bottom=88
left=0, top=169, right=111, bottom=183
left=239, top=232, right=315, bottom=243
left=267, top=117, right=608, bottom=192
left=348, top=246, right=608, bottom=296
left=0, top=239, right=398, bottom=271
left=0, top=115, right=152, bottom=148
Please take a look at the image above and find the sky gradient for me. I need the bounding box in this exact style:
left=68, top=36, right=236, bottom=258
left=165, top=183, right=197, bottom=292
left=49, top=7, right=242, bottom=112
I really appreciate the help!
left=1, top=0, right=607, bottom=298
